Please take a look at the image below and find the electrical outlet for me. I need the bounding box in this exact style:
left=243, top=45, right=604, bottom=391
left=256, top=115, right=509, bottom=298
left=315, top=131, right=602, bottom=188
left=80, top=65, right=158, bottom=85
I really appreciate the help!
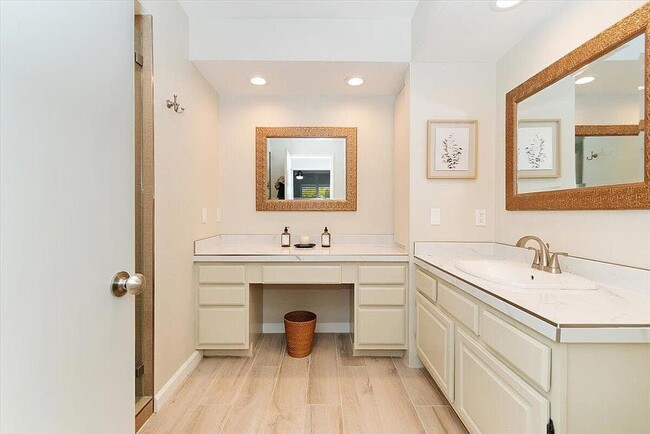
left=475, top=209, right=487, bottom=227
left=201, top=208, right=208, bottom=224
left=430, top=208, right=441, bottom=225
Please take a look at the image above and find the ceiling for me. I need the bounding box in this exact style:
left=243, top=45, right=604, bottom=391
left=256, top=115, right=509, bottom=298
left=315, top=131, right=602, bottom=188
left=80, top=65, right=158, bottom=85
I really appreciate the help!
left=181, top=0, right=572, bottom=95
left=178, top=0, right=419, bottom=20
left=412, top=0, right=567, bottom=62
left=193, top=60, right=408, bottom=96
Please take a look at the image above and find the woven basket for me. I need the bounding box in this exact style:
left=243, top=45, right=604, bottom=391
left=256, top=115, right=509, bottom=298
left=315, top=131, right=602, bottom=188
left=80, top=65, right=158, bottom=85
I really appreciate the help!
left=284, top=310, right=317, bottom=358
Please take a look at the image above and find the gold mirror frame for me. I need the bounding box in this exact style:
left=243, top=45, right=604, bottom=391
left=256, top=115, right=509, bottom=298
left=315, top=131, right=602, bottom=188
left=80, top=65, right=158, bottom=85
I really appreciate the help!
left=256, top=126, right=358, bottom=211
left=506, top=4, right=650, bottom=210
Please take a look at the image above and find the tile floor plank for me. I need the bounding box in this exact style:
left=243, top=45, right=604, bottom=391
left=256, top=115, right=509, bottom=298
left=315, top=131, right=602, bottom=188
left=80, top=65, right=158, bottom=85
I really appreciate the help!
left=304, top=405, right=343, bottom=434
left=307, top=334, right=341, bottom=405
left=335, top=334, right=364, bottom=367
left=221, top=366, right=279, bottom=434
left=179, top=404, right=230, bottom=434
left=365, top=357, right=425, bottom=433
left=139, top=358, right=224, bottom=434
left=415, top=405, right=469, bottom=434
left=254, top=333, right=285, bottom=367
left=259, top=355, right=310, bottom=433
left=338, top=366, right=384, bottom=434
left=393, top=358, right=449, bottom=405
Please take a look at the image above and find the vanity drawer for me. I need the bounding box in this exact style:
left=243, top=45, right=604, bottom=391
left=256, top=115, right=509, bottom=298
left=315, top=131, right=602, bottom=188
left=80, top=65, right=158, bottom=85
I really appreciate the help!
left=416, top=268, right=437, bottom=302
left=358, top=265, right=406, bottom=284
left=197, top=307, right=247, bottom=345
left=262, top=265, right=341, bottom=284
left=358, top=285, right=405, bottom=306
left=481, top=311, right=551, bottom=391
left=437, top=281, right=479, bottom=335
left=356, top=308, right=406, bottom=346
left=198, top=265, right=246, bottom=284
left=198, top=285, right=246, bottom=306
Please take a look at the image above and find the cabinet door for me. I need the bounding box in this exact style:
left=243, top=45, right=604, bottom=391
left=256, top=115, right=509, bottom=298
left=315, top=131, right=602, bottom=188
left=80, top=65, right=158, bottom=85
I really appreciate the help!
left=455, top=328, right=549, bottom=434
left=416, top=293, right=454, bottom=402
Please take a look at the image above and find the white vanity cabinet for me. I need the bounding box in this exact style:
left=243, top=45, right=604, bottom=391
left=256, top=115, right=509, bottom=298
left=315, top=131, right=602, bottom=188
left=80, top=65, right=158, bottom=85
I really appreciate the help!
left=415, top=265, right=650, bottom=434
left=416, top=292, right=455, bottom=401
left=195, top=261, right=408, bottom=356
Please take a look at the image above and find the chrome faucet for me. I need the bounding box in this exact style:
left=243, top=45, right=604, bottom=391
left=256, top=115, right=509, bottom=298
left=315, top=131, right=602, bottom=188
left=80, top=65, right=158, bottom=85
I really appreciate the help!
left=515, top=235, right=567, bottom=274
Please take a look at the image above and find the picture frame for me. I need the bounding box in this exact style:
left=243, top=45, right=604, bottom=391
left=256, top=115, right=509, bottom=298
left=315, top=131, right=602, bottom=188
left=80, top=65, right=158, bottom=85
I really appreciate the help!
left=427, top=120, right=477, bottom=179
left=516, top=119, right=561, bottom=178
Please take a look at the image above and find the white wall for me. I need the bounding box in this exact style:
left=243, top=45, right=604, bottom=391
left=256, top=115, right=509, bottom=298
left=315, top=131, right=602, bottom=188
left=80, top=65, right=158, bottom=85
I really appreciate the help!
left=218, top=95, right=395, bottom=236
left=394, top=77, right=410, bottom=249
left=496, top=0, right=650, bottom=269
left=409, top=63, right=497, bottom=243
left=189, top=18, right=410, bottom=62
left=139, top=0, right=220, bottom=394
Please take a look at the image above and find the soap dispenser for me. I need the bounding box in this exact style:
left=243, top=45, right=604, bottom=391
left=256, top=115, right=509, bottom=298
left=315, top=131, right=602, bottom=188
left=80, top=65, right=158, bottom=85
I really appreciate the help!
left=321, top=227, right=331, bottom=247
left=281, top=227, right=291, bottom=247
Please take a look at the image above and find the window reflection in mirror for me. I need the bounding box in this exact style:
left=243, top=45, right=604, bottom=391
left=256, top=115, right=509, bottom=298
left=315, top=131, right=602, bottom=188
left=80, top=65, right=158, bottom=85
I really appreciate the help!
left=516, top=33, right=645, bottom=194
left=267, top=137, right=346, bottom=201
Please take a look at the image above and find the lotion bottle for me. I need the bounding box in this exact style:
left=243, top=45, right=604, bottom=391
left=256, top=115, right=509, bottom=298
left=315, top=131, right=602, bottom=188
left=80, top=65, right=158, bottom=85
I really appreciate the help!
left=281, top=227, right=291, bottom=247
left=321, top=227, right=331, bottom=247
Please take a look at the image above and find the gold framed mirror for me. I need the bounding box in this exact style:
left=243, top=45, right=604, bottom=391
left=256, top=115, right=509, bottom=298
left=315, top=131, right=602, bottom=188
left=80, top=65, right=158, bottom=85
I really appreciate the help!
left=506, top=4, right=650, bottom=210
left=256, top=126, right=357, bottom=211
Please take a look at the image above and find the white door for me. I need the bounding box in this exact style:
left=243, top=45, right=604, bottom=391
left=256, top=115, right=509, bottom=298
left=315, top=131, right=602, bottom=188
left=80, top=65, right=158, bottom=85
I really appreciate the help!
left=1, top=2, right=136, bottom=433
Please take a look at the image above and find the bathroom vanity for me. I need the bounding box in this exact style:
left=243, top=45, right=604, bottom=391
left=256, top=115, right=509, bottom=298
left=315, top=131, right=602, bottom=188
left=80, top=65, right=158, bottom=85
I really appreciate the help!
left=193, top=235, right=408, bottom=357
left=414, top=242, right=650, bottom=434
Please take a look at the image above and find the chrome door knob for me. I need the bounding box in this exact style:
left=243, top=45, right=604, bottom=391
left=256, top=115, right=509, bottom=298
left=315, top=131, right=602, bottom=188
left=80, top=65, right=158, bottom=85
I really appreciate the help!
left=111, top=271, right=146, bottom=297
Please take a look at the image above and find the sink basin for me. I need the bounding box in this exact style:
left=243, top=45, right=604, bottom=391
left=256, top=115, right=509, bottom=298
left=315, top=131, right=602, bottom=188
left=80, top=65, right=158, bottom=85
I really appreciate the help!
left=454, top=259, right=597, bottom=290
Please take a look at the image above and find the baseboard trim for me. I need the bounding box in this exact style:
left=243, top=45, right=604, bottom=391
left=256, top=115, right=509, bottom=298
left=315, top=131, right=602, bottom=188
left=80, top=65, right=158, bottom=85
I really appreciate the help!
left=262, top=322, right=350, bottom=333
left=153, top=350, right=202, bottom=412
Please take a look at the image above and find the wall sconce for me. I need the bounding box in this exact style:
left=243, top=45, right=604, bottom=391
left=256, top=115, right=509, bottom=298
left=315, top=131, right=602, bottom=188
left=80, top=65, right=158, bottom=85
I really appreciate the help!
left=166, top=95, right=185, bottom=113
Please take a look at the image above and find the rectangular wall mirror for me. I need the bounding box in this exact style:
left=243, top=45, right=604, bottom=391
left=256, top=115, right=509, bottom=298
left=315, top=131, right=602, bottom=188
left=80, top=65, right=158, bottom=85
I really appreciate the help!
left=506, top=4, right=649, bottom=210
left=256, top=127, right=357, bottom=211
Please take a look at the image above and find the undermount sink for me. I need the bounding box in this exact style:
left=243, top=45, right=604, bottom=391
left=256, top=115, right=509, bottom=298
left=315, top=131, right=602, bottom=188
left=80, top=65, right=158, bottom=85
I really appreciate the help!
left=454, top=259, right=597, bottom=290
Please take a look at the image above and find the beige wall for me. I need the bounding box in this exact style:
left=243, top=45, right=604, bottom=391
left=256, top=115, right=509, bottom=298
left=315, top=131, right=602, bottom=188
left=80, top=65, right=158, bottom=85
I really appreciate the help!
left=141, top=0, right=221, bottom=394
left=409, top=62, right=497, bottom=243
left=495, top=0, right=650, bottom=269
left=218, top=95, right=395, bottom=236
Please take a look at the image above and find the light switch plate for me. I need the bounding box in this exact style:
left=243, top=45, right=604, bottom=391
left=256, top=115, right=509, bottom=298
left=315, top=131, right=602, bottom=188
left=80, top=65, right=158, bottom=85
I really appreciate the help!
left=430, top=208, right=441, bottom=225
left=201, top=208, right=208, bottom=224
left=216, top=208, right=222, bottom=222
left=475, top=209, right=487, bottom=227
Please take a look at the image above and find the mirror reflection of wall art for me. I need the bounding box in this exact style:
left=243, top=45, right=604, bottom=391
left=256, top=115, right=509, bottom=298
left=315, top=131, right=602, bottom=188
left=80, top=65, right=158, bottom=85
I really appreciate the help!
left=427, top=120, right=477, bottom=179
left=517, top=119, right=560, bottom=178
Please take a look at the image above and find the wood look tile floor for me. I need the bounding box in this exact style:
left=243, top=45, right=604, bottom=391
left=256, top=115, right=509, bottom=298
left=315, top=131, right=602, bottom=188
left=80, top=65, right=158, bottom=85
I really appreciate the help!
left=139, top=334, right=469, bottom=434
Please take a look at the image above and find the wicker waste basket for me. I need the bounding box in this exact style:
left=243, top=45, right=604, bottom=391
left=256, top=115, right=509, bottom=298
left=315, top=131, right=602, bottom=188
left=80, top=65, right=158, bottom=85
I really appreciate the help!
left=284, top=310, right=317, bottom=358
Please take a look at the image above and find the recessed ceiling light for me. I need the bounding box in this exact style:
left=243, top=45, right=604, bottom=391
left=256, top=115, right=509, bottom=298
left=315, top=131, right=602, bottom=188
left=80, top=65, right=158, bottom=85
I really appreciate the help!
left=346, top=77, right=364, bottom=87
left=250, top=76, right=267, bottom=86
left=491, top=0, right=525, bottom=11
left=575, top=76, right=596, bottom=85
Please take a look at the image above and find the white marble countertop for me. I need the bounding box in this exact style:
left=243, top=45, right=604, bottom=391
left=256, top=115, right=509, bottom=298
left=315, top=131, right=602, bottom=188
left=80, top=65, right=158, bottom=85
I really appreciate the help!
left=194, top=235, right=408, bottom=262
left=414, top=242, right=650, bottom=343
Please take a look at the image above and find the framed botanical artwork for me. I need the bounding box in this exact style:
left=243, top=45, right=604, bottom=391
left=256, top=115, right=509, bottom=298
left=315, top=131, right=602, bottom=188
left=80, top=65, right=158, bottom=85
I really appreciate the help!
left=427, top=120, right=477, bottom=179
left=517, top=119, right=561, bottom=178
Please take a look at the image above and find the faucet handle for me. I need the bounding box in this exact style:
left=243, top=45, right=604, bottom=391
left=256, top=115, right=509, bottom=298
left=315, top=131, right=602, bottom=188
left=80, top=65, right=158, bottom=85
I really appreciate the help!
left=547, top=252, right=568, bottom=274
left=526, top=247, right=542, bottom=270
